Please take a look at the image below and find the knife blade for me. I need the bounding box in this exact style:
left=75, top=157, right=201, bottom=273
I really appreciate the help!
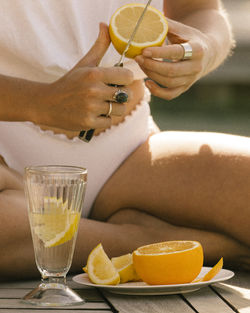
left=79, top=0, right=152, bottom=142
left=114, top=0, right=152, bottom=67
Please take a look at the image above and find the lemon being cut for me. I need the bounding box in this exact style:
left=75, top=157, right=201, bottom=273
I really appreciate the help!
left=111, top=253, right=140, bottom=283
left=109, top=3, right=168, bottom=58
left=133, top=241, right=204, bottom=285
left=86, top=243, right=120, bottom=285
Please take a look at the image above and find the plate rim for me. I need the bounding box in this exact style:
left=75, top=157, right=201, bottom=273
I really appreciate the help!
left=72, top=266, right=235, bottom=291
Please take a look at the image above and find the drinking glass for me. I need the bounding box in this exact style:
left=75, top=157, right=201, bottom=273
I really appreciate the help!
left=23, top=165, right=87, bottom=306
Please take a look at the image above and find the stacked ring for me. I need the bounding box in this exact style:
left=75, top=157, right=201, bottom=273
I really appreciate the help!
left=79, top=88, right=128, bottom=143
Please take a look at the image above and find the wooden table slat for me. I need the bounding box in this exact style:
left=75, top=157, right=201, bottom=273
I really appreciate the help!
left=212, top=283, right=250, bottom=313
left=0, top=281, right=38, bottom=289
left=103, top=291, right=195, bottom=313
left=227, top=272, right=250, bottom=289
left=183, top=286, right=236, bottom=313
left=0, top=288, right=102, bottom=302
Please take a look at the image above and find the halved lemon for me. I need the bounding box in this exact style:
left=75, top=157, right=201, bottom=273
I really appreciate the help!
left=109, top=3, right=168, bottom=58
left=133, top=241, right=204, bottom=285
left=111, top=253, right=140, bottom=283
left=86, top=243, right=120, bottom=285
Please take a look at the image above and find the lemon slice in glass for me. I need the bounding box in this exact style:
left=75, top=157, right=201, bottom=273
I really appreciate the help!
left=31, top=197, right=80, bottom=248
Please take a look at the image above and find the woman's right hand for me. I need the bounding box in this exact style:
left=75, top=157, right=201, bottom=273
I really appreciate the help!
left=36, top=23, right=134, bottom=132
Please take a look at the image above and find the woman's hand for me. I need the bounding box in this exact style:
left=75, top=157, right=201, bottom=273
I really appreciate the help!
left=135, top=19, right=213, bottom=100
left=37, top=23, right=134, bottom=132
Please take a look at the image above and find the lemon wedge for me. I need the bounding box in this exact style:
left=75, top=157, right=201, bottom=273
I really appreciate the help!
left=111, top=253, right=140, bottom=283
left=86, top=243, right=120, bottom=285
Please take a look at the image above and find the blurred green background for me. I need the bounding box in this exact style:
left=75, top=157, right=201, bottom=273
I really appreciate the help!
left=150, top=0, right=250, bottom=136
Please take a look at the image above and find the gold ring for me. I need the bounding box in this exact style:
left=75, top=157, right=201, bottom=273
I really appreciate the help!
left=106, top=102, right=113, bottom=117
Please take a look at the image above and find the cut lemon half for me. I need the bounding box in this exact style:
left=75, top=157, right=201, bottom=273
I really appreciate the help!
left=133, top=241, right=203, bottom=285
left=111, top=253, right=140, bottom=283
left=109, top=3, right=168, bottom=58
left=31, top=197, right=80, bottom=248
left=86, top=243, right=120, bottom=285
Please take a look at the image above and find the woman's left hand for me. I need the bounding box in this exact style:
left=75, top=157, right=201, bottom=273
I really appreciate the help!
left=135, top=18, right=213, bottom=100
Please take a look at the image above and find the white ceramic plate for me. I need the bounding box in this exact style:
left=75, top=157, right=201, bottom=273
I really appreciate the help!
left=72, top=267, right=234, bottom=295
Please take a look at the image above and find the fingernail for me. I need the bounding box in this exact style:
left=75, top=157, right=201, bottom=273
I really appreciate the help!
left=143, top=50, right=152, bottom=57
left=135, top=56, right=144, bottom=65
left=99, top=22, right=106, bottom=34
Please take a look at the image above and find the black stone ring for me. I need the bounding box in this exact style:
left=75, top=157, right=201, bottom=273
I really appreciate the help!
left=113, top=89, right=128, bottom=103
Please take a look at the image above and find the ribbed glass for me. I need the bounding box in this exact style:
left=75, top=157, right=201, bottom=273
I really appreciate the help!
left=23, top=165, right=87, bottom=306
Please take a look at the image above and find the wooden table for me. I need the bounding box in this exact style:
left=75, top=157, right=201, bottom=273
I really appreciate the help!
left=0, top=271, right=249, bottom=313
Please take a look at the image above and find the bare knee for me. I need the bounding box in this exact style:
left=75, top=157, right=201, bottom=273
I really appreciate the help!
left=107, top=208, right=170, bottom=229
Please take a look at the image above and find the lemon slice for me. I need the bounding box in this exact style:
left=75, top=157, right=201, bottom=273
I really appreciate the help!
left=109, top=3, right=168, bottom=58
left=111, top=253, right=140, bottom=283
left=31, top=197, right=80, bottom=248
left=86, top=243, right=120, bottom=285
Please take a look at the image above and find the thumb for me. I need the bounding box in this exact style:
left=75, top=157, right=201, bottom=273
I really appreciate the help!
left=75, top=23, right=111, bottom=68
left=166, top=18, right=193, bottom=44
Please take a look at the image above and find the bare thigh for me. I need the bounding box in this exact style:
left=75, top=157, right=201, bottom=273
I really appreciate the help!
left=91, top=131, right=250, bottom=247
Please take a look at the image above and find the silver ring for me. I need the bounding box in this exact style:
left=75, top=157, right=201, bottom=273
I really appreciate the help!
left=106, top=102, right=112, bottom=117
left=180, top=42, right=193, bottom=60
left=113, top=89, right=128, bottom=103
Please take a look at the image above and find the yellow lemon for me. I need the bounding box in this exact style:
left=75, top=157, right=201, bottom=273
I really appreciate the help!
left=86, top=243, right=120, bottom=285
left=109, top=3, right=168, bottom=58
left=133, top=241, right=203, bottom=285
left=111, top=253, right=140, bottom=283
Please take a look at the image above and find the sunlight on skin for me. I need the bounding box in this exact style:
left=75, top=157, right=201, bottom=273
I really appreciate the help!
left=149, top=131, right=250, bottom=162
